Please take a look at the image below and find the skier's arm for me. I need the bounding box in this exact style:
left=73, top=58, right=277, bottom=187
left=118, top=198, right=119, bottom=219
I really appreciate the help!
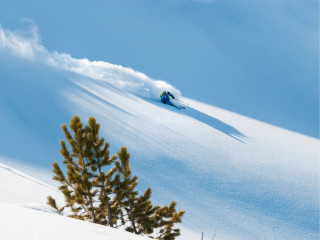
left=168, top=92, right=175, bottom=99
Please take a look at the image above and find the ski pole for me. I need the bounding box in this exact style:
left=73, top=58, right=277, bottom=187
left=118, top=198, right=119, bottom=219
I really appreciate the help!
left=175, top=99, right=189, bottom=105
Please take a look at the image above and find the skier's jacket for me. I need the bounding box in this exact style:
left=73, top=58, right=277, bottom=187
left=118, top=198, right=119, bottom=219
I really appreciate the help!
left=160, top=91, right=175, bottom=106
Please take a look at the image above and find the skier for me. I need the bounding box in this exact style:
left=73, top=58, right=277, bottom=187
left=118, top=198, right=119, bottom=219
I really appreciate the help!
left=160, top=91, right=175, bottom=106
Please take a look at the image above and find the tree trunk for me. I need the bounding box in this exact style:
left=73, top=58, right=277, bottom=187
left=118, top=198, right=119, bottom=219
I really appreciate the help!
left=107, top=202, right=113, bottom=227
left=98, top=165, right=114, bottom=227
left=126, top=192, right=138, bottom=234
left=88, top=192, right=97, bottom=223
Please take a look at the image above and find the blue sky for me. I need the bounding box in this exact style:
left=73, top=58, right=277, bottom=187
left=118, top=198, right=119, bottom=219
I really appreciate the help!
left=0, top=1, right=318, bottom=137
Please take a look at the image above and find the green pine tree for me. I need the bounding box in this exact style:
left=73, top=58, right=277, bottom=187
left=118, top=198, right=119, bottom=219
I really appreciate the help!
left=48, top=116, right=98, bottom=222
left=115, top=147, right=139, bottom=234
left=114, top=147, right=185, bottom=238
left=48, top=115, right=185, bottom=239
left=85, top=117, right=118, bottom=227
left=154, top=201, right=185, bottom=240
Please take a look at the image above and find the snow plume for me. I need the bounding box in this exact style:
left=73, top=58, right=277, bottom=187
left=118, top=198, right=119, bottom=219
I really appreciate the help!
left=0, top=21, right=44, bottom=60
left=0, top=22, right=180, bottom=99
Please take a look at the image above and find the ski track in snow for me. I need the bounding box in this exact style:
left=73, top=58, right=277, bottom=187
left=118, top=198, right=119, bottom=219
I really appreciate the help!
left=0, top=24, right=319, bottom=240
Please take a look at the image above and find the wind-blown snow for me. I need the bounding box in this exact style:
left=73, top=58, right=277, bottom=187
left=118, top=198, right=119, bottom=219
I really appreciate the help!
left=0, top=23, right=181, bottom=99
left=0, top=23, right=318, bottom=240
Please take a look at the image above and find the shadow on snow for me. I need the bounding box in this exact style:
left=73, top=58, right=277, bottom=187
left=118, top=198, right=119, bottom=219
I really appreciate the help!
left=184, top=106, right=247, bottom=143
left=140, top=96, right=247, bottom=143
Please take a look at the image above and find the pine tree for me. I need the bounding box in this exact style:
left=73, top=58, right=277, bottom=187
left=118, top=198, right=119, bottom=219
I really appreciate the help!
left=114, top=147, right=185, bottom=238
left=133, top=188, right=159, bottom=235
left=85, top=117, right=117, bottom=227
left=48, top=115, right=185, bottom=239
left=154, top=201, right=185, bottom=240
left=48, top=116, right=99, bottom=222
left=115, top=147, right=139, bottom=234
left=63, top=116, right=98, bottom=222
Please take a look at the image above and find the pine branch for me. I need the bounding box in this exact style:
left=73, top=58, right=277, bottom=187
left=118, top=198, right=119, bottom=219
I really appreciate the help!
left=47, top=196, right=64, bottom=215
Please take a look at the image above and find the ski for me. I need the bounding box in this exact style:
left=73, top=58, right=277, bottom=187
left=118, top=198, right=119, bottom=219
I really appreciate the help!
left=174, top=105, right=185, bottom=110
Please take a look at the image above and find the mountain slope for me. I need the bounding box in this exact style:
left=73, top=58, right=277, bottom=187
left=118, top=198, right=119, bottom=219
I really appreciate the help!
left=0, top=162, right=146, bottom=240
left=0, top=25, right=318, bottom=240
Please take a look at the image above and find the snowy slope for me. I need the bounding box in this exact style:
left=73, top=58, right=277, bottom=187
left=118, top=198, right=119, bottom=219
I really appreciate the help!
left=0, top=203, right=145, bottom=240
left=0, top=162, right=147, bottom=240
left=0, top=24, right=319, bottom=240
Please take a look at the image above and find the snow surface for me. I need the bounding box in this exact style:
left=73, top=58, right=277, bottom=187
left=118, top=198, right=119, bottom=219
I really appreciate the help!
left=0, top=162, right=147, bottom=240
left=0, top=24, right=319, bottom=240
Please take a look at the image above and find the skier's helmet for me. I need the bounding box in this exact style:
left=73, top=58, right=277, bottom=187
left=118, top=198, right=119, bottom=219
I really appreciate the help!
left=167, top=91, right=171, bottom=95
